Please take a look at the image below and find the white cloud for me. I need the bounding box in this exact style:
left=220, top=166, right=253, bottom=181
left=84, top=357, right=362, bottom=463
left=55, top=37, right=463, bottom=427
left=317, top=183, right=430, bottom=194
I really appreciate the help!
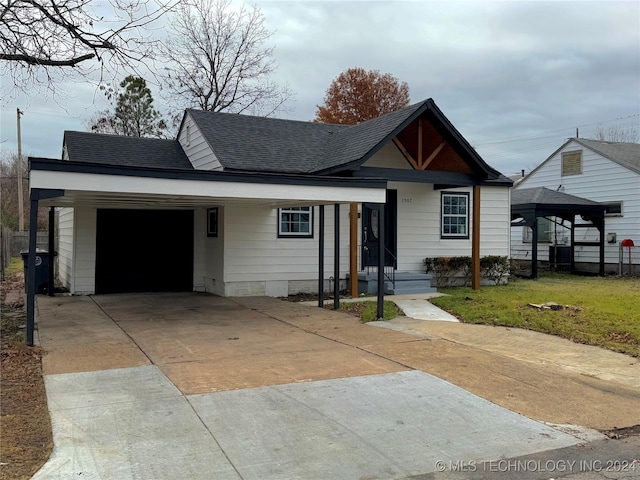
left=1, top=0, right=638, bottom=174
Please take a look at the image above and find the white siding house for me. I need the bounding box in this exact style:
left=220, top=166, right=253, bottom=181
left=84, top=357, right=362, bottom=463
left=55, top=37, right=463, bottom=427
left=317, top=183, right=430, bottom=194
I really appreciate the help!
left=46, top=99, right=512, bottom=297
left=511, top=138, right=640, bottom=274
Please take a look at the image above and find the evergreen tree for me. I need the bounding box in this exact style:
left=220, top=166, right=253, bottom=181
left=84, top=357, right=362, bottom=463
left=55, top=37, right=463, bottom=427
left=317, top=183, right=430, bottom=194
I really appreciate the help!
left=88, top=76, right=167, bottom=138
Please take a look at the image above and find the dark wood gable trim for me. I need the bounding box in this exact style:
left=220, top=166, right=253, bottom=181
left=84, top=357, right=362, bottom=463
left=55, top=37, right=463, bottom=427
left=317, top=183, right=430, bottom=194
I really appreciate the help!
left=320, top=99, right=503, bottom=181
left=392, top=117, right=448, bottom=171
left=392, top=111, right=479, bottom=177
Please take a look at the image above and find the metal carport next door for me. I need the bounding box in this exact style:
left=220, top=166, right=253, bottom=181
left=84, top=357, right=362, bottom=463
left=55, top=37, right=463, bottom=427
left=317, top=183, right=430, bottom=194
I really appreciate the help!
left=95, top=209, right=194, bottom=294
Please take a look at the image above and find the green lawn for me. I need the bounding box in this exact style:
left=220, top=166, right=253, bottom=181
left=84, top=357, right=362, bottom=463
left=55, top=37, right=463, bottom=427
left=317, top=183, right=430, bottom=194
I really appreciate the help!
left=336, top=300, right=403, bottom=323
left=430, top=273, right=640, bottom=357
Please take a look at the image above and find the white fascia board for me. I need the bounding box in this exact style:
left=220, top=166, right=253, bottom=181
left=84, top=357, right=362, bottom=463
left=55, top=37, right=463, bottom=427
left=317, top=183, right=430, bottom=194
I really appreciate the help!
left=30, top=170, right=386, bottom=204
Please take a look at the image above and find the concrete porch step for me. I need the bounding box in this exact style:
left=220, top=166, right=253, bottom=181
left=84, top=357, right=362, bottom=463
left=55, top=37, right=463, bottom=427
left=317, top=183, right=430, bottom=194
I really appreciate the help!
left=390, top=273, right=438, bottom=295
left=357, top=271, right=437, bottom=295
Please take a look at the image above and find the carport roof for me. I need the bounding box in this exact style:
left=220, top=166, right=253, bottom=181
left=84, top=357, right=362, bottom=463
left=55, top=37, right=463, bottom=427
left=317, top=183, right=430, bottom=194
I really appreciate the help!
left=28, top=157, right=387, bottom=208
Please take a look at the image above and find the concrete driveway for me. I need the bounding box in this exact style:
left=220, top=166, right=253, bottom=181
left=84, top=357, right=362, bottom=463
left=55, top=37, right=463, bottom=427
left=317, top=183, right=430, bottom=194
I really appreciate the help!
left=32, top=293, right=639, bottom=479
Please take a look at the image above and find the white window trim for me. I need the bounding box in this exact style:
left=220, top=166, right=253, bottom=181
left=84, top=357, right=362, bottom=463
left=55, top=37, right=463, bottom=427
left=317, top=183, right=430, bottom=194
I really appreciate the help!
left=278, top=206, right=314, bottom=238
left=441, top=192, right=469, bottom=239
left=603, top=201, right=623, bottom=217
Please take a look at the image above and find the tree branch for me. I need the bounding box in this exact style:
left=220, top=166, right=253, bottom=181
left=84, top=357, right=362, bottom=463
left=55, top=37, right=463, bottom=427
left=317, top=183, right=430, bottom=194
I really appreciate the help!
left=0, top=52, right=95, bottom=66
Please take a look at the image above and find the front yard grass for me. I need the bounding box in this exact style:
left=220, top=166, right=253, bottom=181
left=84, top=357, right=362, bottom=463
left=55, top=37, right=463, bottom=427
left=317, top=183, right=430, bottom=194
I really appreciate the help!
left=430, top=273, right=640, bottom=357
left=337, top=300, right=404, bottom=323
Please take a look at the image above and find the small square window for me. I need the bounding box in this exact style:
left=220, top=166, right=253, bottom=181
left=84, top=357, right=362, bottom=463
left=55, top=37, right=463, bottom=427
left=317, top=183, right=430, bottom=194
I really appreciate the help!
left=278, top=207, right=313, bottom=238
left=207, top=208, right=218, bottom=237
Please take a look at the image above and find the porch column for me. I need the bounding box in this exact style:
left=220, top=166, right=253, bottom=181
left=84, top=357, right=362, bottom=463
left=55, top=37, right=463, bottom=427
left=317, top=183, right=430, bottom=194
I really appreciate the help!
left=333, top=203, right=340, bottom=309
left=471, top=185, right=481, bottom=290
left=26, top=193, right=39, bottom=346
left=376, top=203, right=385, bottom=319
left=48, top=206, right=55, bottom=296
left=570, top=218, right=576, bottom=274
left=349, top=203, right=358, bottom=297
left=598, top=219, right=605, bottom=276
left=531, top=217, right=539, bottom=279
left=318, top=205, right=325, bottom=308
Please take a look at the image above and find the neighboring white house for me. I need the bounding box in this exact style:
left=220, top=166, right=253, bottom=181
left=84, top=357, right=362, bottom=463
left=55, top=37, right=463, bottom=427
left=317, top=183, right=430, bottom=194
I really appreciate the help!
left=31, top=99, right=513, bottom=298
left=511, top=138, right=640, bottom=274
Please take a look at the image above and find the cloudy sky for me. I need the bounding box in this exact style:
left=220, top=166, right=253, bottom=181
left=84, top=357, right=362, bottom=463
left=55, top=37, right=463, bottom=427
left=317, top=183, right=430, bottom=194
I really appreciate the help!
left=1, top=0, right=639, bottom=176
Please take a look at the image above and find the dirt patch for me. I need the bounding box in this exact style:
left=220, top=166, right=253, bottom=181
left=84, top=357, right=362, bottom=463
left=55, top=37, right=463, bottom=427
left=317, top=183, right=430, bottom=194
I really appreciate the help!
left=1, top=267, right=53, bottom=480
left=283, top=291, right=351, bottom=302
left=603, top=424, right=640, bottom=439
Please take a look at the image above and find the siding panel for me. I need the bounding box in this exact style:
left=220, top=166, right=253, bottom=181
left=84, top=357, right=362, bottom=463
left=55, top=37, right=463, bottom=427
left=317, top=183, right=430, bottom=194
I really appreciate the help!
left=56, top=207, right=74, bottom=291
left=178, top=112, right=222, bottom=171
left=73, top=208, right=97, bottom=294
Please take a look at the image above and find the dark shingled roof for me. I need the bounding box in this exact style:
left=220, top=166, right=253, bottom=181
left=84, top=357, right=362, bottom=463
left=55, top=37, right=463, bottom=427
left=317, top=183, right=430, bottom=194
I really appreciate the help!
left=511, top=187, right=602, bottom=207
left=317, top=102, right=425, bottom=172
left=572, top=138, right=640, bottom=174
left=189, top=99, right=505, bottom=179
left=63, top=131, right=193, bottom=170
left=62, top=99, right=508, bottom=181
left=187, top=109, right=344, bottom=174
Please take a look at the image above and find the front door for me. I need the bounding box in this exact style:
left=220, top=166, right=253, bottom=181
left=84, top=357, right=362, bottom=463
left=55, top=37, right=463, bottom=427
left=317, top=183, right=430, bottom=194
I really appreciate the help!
left=362, top=190, right=397, bottom=268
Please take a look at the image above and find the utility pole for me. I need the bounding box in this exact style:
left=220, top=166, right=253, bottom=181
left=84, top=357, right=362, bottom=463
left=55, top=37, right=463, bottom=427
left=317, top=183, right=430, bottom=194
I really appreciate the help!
left=17, top=108, right=24, bottom=232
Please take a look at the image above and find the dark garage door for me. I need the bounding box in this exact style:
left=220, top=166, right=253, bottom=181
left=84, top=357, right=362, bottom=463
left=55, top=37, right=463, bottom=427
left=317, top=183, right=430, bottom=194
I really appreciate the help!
left=96, top=209, right=194, bottom=294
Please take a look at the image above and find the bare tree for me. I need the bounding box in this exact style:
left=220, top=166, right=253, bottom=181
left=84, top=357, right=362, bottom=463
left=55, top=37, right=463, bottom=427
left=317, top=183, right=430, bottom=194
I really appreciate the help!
left=160, top=0, right=292, bottom=115
left=593, top=124, right=639, bottom=143
left=0, top=152, right=47, bottom=230
left=0, top=0, right=175, bottom=95
left=315, top=68, right=410, bottom=125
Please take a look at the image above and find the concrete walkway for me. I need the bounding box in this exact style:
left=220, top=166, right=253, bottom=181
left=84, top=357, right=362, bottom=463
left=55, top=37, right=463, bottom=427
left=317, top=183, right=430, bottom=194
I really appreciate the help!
left=32, top=293, right=640, bottom=479
left=373, top=317, right=640, bottom=389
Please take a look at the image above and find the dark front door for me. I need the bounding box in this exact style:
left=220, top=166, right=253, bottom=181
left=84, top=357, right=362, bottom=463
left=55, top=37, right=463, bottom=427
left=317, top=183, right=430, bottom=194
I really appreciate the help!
left=95, top=209, right=194, bottom=294
left=362, top=190, right=397, bottom=268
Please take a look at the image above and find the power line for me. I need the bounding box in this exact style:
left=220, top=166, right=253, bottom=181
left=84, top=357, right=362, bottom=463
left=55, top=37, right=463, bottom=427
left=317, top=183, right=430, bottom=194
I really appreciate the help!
left=474, top=113, right=640, bottom=147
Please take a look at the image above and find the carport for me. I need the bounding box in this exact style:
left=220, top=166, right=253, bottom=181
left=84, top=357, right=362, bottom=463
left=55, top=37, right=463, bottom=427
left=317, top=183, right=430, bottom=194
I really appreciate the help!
left=511, top=187, right=607, bottom=278
left=26, top=157, right=388, bottom=346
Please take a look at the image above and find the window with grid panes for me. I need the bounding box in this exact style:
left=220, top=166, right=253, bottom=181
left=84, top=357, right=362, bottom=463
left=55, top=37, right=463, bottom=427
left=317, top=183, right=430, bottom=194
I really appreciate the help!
left=278, top=207, right=313, bottom=237
left=441, top=193, right=469, bottom=239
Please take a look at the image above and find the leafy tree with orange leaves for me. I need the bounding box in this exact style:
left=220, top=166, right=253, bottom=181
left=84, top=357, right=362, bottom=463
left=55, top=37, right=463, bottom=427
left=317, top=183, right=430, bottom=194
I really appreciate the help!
left=315, top=68, right=410, bottom=125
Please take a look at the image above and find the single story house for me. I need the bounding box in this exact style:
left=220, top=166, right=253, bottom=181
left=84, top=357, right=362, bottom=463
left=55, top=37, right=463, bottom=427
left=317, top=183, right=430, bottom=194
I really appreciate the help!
left=511, top=138, right=640, bottom=275
left=26, top=98, right=512, bottom=345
